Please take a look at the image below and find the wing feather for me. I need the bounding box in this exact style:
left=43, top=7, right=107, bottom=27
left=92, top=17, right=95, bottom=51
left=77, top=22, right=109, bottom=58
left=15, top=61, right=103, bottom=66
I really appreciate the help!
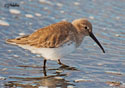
left=6, top=21, right=77, bottom=48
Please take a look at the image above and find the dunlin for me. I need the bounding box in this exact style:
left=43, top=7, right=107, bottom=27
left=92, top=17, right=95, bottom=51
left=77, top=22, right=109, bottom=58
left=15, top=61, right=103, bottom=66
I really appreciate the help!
left=6, top=18, right=105, bottom=69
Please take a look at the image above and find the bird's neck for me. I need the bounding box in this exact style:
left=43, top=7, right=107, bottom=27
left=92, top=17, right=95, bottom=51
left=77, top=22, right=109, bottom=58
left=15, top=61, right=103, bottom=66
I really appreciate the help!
left=75, top=32, right=85, bottom=47
left=73, top=27, right=85, bottom=47
left=72, top=22, right=86, bottom=47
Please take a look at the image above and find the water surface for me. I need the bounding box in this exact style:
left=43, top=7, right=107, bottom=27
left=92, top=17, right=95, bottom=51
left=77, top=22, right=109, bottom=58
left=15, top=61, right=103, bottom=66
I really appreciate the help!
left=0, top=0, right=125, bottom=88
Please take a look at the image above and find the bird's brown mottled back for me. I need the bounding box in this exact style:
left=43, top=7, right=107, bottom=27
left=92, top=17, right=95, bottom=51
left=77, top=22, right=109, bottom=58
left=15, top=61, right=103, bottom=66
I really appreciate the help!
left=7, top=21, right=78, bottom=48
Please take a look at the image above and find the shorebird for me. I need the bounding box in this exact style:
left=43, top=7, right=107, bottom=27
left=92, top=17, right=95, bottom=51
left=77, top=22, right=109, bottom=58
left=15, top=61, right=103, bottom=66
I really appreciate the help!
left=6, top=18, right=105, bottom=69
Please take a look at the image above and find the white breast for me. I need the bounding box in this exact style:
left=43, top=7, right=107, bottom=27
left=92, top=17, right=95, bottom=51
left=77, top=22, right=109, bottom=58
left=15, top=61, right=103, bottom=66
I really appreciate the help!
left=19, top=42, right=76, bottom=60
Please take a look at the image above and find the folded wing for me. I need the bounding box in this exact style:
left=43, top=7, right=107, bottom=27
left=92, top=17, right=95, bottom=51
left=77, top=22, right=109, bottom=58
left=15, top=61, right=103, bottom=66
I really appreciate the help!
left=6, top=21, right=77, bottom=48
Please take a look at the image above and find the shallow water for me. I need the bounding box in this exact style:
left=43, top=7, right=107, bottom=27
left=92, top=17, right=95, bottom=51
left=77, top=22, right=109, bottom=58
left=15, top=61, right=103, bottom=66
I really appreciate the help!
left=0, top=0, right=125, bottom=88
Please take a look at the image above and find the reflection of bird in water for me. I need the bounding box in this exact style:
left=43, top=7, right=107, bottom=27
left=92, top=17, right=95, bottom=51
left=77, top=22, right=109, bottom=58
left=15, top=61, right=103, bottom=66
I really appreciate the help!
left=37, top=77, right=74, bottom=88
left=5, top=70, right=74, bottom=88
left=6, top=18, right=105, bottom=71
left=5, top=77, right=74, bottom=88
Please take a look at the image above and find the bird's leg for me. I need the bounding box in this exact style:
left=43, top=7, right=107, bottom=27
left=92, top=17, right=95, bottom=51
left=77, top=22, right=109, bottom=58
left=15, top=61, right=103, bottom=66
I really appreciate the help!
left=57, top=59, right=77, bottom=70
left=43, top=67, right=47, bottom=76
left=57, top=59, right=68, bottom=67
left=57, top=59, right=64, bottom=65
left=43, top=59, right=47, bottom=69
left=43, top=59, right=47, bottom=76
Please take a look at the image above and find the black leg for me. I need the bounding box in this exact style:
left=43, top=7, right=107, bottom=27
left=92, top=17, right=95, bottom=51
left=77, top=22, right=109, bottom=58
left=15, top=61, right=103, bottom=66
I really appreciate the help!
left=43, top=59, right=47, bottom=76
left=43, top=59, right=47, bottom=68
left=57, top=59, right=65, bottom=65
left=57, top=59, right=77, bottom=70
left=43, top=67, right=47, bottom=76
left=57, top=59, right=68, bottom=67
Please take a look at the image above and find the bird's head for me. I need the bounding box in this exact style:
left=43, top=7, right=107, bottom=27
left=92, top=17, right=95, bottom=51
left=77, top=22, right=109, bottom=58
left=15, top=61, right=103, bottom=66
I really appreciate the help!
left=72, top=18, right=105, bottom=53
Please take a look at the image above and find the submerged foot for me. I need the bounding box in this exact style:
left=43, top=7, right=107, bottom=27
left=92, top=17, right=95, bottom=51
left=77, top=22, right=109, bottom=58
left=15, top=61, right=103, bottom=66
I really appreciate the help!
left=59, top=64, right=77, bottom=70
left=57, top=59, right=78, bottom=70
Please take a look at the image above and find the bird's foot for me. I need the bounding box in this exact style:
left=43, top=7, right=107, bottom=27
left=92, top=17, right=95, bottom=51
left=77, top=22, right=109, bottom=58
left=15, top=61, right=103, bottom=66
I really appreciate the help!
left=59, top=64, right=77, bottom=70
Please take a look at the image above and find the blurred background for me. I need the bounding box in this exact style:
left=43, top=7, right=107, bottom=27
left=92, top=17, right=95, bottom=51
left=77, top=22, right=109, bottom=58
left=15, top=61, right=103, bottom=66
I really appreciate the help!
left=0, top=0, right=125, bottom=88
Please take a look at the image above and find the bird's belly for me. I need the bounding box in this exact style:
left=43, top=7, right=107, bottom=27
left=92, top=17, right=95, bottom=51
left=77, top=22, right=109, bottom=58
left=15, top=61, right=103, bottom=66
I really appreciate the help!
left=19, top=43, right=76, bottom=60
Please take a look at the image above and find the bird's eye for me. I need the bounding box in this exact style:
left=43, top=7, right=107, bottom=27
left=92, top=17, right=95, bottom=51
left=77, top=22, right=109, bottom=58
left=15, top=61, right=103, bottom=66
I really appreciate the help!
left=85, top=26, right=89, bottom=30
left=85, top=26, right=88, bottom=29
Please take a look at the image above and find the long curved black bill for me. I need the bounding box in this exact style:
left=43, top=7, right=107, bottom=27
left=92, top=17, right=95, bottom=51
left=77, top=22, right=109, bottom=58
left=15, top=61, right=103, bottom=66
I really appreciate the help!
left=89, top=32, right=105, bottom=53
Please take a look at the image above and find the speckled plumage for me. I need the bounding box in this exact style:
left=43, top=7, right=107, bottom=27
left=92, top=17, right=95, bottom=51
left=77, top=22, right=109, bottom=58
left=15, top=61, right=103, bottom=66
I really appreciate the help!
left=7, top=21, right=78, bottom=48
